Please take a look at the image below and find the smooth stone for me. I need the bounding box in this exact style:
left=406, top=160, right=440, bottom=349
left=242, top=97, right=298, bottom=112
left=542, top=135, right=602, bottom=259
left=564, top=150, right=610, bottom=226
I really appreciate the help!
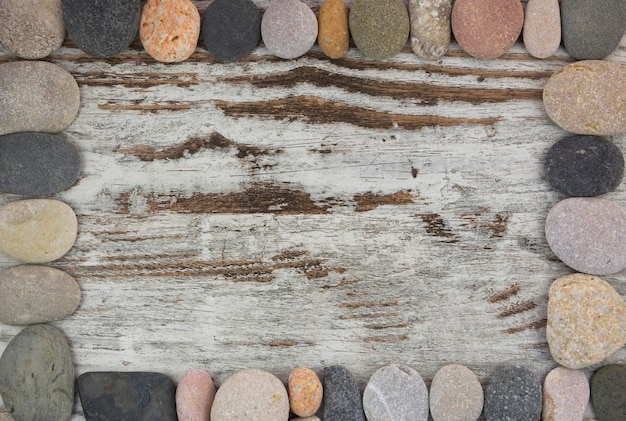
left=323, top=365, right=365, bottom=421
left=545, top=197, right=626, bottom=275
left=318, top=0, right=350, bottom=59
left=451, top=0, right=524, bottom=59
left=261, top=0, right=318, bottom=59
left=0, top=0, right=64, bottom=59
left=0, top=61, right=80, bottom=136
left=288, top=367, right=323, bottom=417
left=543, top=60, right=626, bottom=136
left=349, top=0, right=409, bottom=60
left=562, top=0, right=626, bottom=59
left=201, top=0, right=260, bottom=62
left=292, top=417, right=320, bottom=421
left=211, top=368, right=289, bottom=421
left=63, top=0, right=141, bottom=58
left=0, top=324, right=74, bottom=421
left=363, top=363, right=428, bottom=421
left=547, top=273, right=626, bottom=369
left=545, top=135, right=624, bottom=197
left=523, top=0, right=561, bottom=59
left=430, top=364, right=483, bottom=421
left=176, top=369, right=216, bottom=421
left=484, top=366, right=542, bottom=421
left=543, top=367, right=589, bottom=421
left=592, top=364, right=626, bottom=421
left=0, top=199, right=78, bottom=263
left=409, top=0, right=452, bottom=60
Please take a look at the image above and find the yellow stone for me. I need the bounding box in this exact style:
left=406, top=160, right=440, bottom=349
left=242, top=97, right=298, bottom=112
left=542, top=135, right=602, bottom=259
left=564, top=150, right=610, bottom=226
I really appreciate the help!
left=318, top=0, right=349, bottom=59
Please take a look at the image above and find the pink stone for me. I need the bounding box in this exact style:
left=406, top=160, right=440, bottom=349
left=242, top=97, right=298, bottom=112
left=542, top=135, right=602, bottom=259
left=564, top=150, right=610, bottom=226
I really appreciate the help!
left=176, top=369, right=216, bottom=421
left=543, top=367, right=589, bottom=421
left=523, top=0, right=561, bottom=58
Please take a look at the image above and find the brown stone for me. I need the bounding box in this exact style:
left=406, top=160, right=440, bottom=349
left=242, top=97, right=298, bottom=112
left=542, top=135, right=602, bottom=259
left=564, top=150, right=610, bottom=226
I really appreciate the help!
left=523, top=0, right=561, bottom=58
left=318, top=0, right=349, bottom=59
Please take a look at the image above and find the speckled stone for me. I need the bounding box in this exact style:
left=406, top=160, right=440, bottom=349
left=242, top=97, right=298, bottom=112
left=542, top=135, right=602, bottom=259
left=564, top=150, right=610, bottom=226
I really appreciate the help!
left=545, top=197, right=626, bottom=275
left=430, top=364, right=483, bottom=421
left=349, top=0, right=409, bottom=60
left=288, top=367, right=323, bottom=417
left=0, top=61, right=80, bottom=136
left=261, top=0, right=318, bottom=59
left=0, top=408, right=14, bottom=421
left=542, top=367, right=589, bottom=421
left=547, top=273, right=626, bottom=369
left=523, top=0, right=561, bottom=59
left=409, top=0, right=452, bottom=60
left=451, top=0, right=524, bottom=59
left=323, top=365, right=365, bottom=421
left=592, top=364, right=626, bottom=421
left=318, top=0, right=350, bottom=59
left=543, top=60, right=626, bottom=136
left=176, top=369, right=216, bottom=421
left=484, top=366, right=542, bottom=421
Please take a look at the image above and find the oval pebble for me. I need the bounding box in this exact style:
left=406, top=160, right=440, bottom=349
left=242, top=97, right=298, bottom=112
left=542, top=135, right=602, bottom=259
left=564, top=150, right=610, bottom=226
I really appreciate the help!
left=292, top=417, right=320, bottom=421
left=409, top=0, right=452, bottom=60
left=430, top=364, right=483, bottom=421
left=523, top=0, right=561, bottom=59
left=545, top=197, right=626, bottom=275
left=323, top=365, right=365, bottom=421
left=349, top=0, right=409, bottom=60
left=318, top=0, right=350, bottom=59
left=0, top=199, right=78, bottom=263
left=591, top=364, right=626, bottom=421
left=176, top=369, right=216, bottom=421
left=542, top=367, right=589, bottom=421
left=288, top=367, right=323, bottom=417
left=484, top=366, right=542, bottom=421
left=261, top=0, right=318, bottom=59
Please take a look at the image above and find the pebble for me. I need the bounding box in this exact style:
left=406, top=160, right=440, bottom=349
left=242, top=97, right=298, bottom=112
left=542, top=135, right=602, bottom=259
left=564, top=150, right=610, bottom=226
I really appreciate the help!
left=363, top=364, right=428, bottom=421
left=0, top=133, right=81, bottom=196
left=318, top=0, right=350, bottom=59
left=323, top=365, right=365, bottom=421
left=0, top=0, right=64, bottom=59
left=451, top=0, right=524, bottom=59
left=201, top=0, right=260, bottom=62
left=543, top=60, right=626, bottom=136
left=0, top=199, right=78, bottom=263
left=523, top=0, right=561, bottom=59
left=561, top=0, right=626, bottom=59
left=409, top=0, right=452, bottom=60
left=484, top=366, right=542, bottom=421
left=288, top=367, right=323, bottom=417
left=544, top=197, right=626, bottom=275
left=542, top=367, right=589, bottom=421
left=547, top=273, right=626, bottom=369
left=0, top=324, right=74, bottom=421
left=0, top=408, right=14, bottom=421
left=430, top=364, right=484, bottom=421
left=292, top=417, right=320, bottom=421
left=78, top=372, right=177, bottom=420
left=176, top=369, right=216, bottom=421
left=0, top=61, right=80, bottom=136
left=211, top=368, right=289, bottom=421
left=261, top=0, right=318, bottom=59
left=63, top=0, right=141, bottom=58
left=591, top=364, right=626, bottom=421
left=349, top=0, right=410, bottom=60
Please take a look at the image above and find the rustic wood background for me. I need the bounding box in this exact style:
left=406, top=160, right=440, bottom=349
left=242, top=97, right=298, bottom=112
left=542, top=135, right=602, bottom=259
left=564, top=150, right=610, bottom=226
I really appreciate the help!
left=0, top=1, right=625, bottom=419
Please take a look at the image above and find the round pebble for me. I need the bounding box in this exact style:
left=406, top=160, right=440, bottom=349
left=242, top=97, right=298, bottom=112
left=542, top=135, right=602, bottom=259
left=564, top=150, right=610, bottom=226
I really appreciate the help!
left=523, top=0, right=561, bottom=59
left=545, top=197, right=626, bottom=275
left=261, top=0, right=317, bottom=60
left=176, top=369, right=216, bottom=421
left=409, top=0, right=452, bottom=60
left=288, top=367, right=323, bottom=417
left=323, top=365, right=365, bottom=421
left=542, top=367, right=589, bottom=421
left=318, top=0, right=350, bottom=59
left=592, top=364, right=626, bottom=421
left=349, top=0, right=409, bottom=60
left=430, top=364, right=483, bottom=421
left=484, top=366, right=542, bottom=421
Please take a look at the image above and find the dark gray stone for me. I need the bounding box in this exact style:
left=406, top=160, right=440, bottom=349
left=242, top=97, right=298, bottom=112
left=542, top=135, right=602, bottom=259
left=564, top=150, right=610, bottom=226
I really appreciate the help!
left=592, top=364, right=626, bottom=421
left=323, top=365, right=365, bottom=421
left=484, top=366, right=542, bottom=421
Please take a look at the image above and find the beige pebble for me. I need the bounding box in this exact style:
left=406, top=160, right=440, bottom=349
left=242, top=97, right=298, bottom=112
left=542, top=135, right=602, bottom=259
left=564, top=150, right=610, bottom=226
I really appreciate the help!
left=409, top=0, right=452, bottom=60
left=523, top=0, right=561, bottom=58
left=543, top=367, right=589, bottom=421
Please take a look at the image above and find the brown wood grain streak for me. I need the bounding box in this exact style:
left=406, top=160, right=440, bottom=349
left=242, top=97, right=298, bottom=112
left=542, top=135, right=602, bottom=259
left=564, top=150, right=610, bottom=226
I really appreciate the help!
left=497, top=300, right=538, bottom=318
left=354, top=191, right=414, bottom=212
left=502, top=319, right=547, bottom=334
left=488, top=284, right=521, bottom=303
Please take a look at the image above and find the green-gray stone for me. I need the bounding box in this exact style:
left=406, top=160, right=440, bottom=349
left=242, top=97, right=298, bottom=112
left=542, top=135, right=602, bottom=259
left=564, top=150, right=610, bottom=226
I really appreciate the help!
left=592, top=364, right=626, bottom=421
left=349, top=0, right=409, bottom=60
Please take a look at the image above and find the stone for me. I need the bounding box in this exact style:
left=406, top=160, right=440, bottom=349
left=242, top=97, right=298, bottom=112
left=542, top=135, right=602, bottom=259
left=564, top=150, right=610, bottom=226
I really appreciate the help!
left=318, top=0, right=350, bottom=59
left=0, top=61, right=80, bottom=136
left=323, top=365, right=365, bottom=421
left=261, top=0, right=318, bottom=59
left=430, top=364, right=483, bottom=421
left=543, top=60, right=626, bottom=136
left=451, top=0, right=524, bottom=59
left=484, top=366, right=542, bottom=421
left=591, top=364, right=626, bottom=421
left=292, top=417, right=320, bottom=421
left=211, top=368, right=289, bottom=421
left=0, top=133, right=81, bottom=196
left=0, top=0, right=64, bottom=59
left=545, top=197, right=626, bottom=275
left=523, top=0, right=561, bottom=59
left=547, top=273, right=626, bottom=369
left=0, top=324, right=74, bottom=421
left=176, top=369, right=216, bottom=421
left=543, top=367, right=589, bottom=421
left=0, top=199, right=78, bottom=263
left=561, top=0, right=626, bottom=60
left=349, top=0, right=409, bottom=60
left=201, top=0, right=260, bottom=62
left=288, top=367, right=323, bottom=417
left=544, top=135, right=624, bottom=197
left=409, top=0, right=452, bottom=60
left=63, top=0, right=141, bottom=58
left=363, top=363, right=428, bottom=421
left=0, top=408, right=14, bottom=421
left=140, top=0, right=200, bottom=63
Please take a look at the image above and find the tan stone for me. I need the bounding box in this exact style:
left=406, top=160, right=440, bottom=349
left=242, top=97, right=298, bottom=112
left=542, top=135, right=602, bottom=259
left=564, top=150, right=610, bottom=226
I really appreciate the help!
left=318, top=0, right=349, bottom=59
left=542, top=367, right=589, bottom=421
left=523, top=0, right=561, bottom=59
left=409, top=0, right=452, bottom=60
left=0, top=408, right=14, bottom=421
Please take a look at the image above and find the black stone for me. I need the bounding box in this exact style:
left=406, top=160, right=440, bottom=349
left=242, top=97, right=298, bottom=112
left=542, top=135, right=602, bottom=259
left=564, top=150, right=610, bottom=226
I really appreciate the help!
left=484, top=366, right=542, bottom=421
left=323, top=365, right=366, bottom=421
left=0, top=132, right=81, bottom=196
left=77, top=372, right=177, bottom=421
left=545, top=135, right=624, bottom=197
left=63, top=0, right=141, bottom=58
left=592, top=364, right=626, bottom=421
left=201, top=0, right=261, bottom=62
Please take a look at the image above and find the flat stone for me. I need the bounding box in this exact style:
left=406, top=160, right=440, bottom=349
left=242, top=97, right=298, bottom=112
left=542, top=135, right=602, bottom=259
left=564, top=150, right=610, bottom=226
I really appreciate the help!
left=543, top=60, right=626, bottom=136
left=409, top=0, right=452, bottom=60
left=543, top=367, right=589, bottom=421
left=349, top=0, right=409, bottom=60
left=318, top=0, right=350, bottom=59
left=451, top=0, right=523, bottom=59
left=592, top=364, right=626, bottom=421
left=288, top=367, right=323, bottom=417
left=0, top=61, right=80, bottom=136
left=430, top=364, right=483, bottom=421
left=0, top=324, right=74, bottom=421
left=545, top=197, right=626, bottom=275
left=0, top=0, right=64, bottom=59
left=484, top=366, right=542, bottom=421
left=523, top=0, right=561, bottom=59
left=63, top=0, right=141, bottom=58
left=547, top=273, right=626, bottom=369
left=261, top=0, right=318, bottom=59
left=323, top=365, right=365, bottom=421
left=201, top=0, right=260, bottom=62
left=0, top=199, right=78, bottom=263
left=211, top=368, right=289, bottom=421
left=176, top=369, right=216, bottom=421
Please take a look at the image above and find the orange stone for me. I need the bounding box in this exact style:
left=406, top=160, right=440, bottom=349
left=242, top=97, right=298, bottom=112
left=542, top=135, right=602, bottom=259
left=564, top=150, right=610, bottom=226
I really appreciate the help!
left=288, top=367, right=323, bottom=417
left=318, top=0, right=349, bottom=59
